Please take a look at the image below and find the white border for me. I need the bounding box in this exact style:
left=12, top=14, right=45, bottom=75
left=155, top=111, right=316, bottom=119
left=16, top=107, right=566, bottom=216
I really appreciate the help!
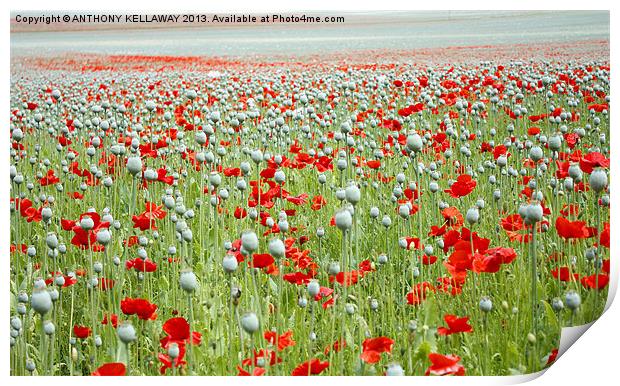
left=2, top=1, right=617, bottom=386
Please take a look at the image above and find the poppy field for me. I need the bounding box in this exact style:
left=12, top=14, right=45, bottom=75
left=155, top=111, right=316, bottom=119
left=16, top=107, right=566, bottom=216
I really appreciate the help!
left=9, top=41, right=611, bottom=376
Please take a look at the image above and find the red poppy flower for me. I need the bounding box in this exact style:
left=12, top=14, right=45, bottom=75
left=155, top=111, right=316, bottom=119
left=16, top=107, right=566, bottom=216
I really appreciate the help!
left=291, top=358, right=330, bottom=376
left=132, top=202, right=167, bottom=230
left=223, top=167, right=242, bottom=177
left=73, top=325, right=92, bottom=339
left=264, top=330, right=296, bottom=351
left=121, top=297, right=158, bottom=320
left=45, top=274, right=77, bottom=288
left=330, top=270, right=359, bottom=286
left=158, top=317, right=202, bottom=374
left=251, top=253, right=275, bottom=269
left=242, top=349, right=282, bottom=367
left=581, top=274, right=609, bottom=290
left=555, top=217, right=591, bottom=240
left=102, top=313, right=118, bottom=328
left=579, top=152, right=610, bottom=174
left=425, top=353, right=465, bottom=376
left=437, top=315, right=473, bottom=336
left=407, top=282, right=435, bottom=306
left=160, top=317, right=202, bottom=349
left=40, top=169, right=60, bottom=186
left=472, top=247, right=517, bottom=273
left=444, top=174, right=476, bottom=198
left=366, top=160, right=381, bottom=169
left=551, top=267, right=580, bottom=282
left=311, top=195, right=327, bottom=210
left=92, top=362, right=126, bottom=376
left=156, top=168, right=174, bottom=185
left=125, top=258, right=157, bottom=272
left=442, top=207, right=464, bottom=229
left=546, top=348, right=559, bottom=366
left=62, top=212, right=110, bottom=250
left=234, top=207, right=247, bottom=219
left=324, top=339, right=346, bottom=355
left=237, top=366, right=266, bottom=376
left=600, top=222, right=610, bottom=248
left=360, top=336, right=394, bottom=363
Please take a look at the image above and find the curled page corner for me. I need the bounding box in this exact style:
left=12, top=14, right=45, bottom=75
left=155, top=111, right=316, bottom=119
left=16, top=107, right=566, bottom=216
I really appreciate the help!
left=557, top=322, right=594, bottom=359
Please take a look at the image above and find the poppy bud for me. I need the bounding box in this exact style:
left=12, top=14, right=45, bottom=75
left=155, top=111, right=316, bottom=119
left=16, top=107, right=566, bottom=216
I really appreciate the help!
left=377, top=254, right=388, bottom=265
left=45, top=233, right=59, bottom=249
left=222, top=255, right=238, bottom=273
left=316, top=227, right=325, bottom=238
left=337, top=159, right=347, bottom=171
left=10, top=316, right=22, bottom=331
left=479, top=297, right=493, bottom=313
left=568, top=164, right=582, bottom=182
left=548, top=135, right=562, bottom=151
left=466, top=208, right=479, bottom=225
left=53, top=274, right=65, bottom=286
left=565, top=291, right=581, bottom=311
left=31, top=288, right=52, bottom=315
left=382, top=215, right=392, bottom=228
left=398, top=238, right=408, bottom=250
left=335, top=189, right=346, bottom=201
left=324, top=261, right=341, bottom=277
left=298, top=297, right=308, bottom=308
left=241, top=231, right=259, bottom=252
left=268, top=238, right=285, bottom=259
left=408, top=320, right=417, bottom=332
left=41, top=207, right=52, bottom=221
left=386, top=363, right=405, bottom=376
left=398, top=204, right=410, bottom=219
left=168, top=342, right=180, bottom=359
left=278, top=220, right=289, bottom=233
left=43, top=320, right=55, bottom=335
left=551, top=298, right=564, bottom=312
left=307, top=280, right=320, bottom=297
left=17, top=291, right=28, bottom=303
left=274, top=170, right=285, bottom=184
left=251, top=150, right=263, bottom=164
left=589, top=169, right=608, bottom=193
left=524, top=203, right=543, bottom=224
left=80, top=216, right=94, bottom=230
left=335, top=209, right=353, bottom=232
left=370, top=299, right=379, bottom=311
left=529, top=146, right=543, bottom=161
left=345, top=303, right=356, bottom=315
left=406, top=134, right=423, bottom=153
left=93, top=262, right=103, bottom=273
left=126, top=157, right=142, bottom=176
left=208, top=172, right=221, bottom=187
left=240, top=312, right=259, bottom=334
left=180, top=269, right=198, bottom=293
left=49, top=288, right=59, bottom=302
left=25, top=359, right=35, bottom=373
left=345, top=184, right=361, bottom=205
left=118, top=321, right=137, bottom=344
left=96, top=229, right=111, bottom=245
